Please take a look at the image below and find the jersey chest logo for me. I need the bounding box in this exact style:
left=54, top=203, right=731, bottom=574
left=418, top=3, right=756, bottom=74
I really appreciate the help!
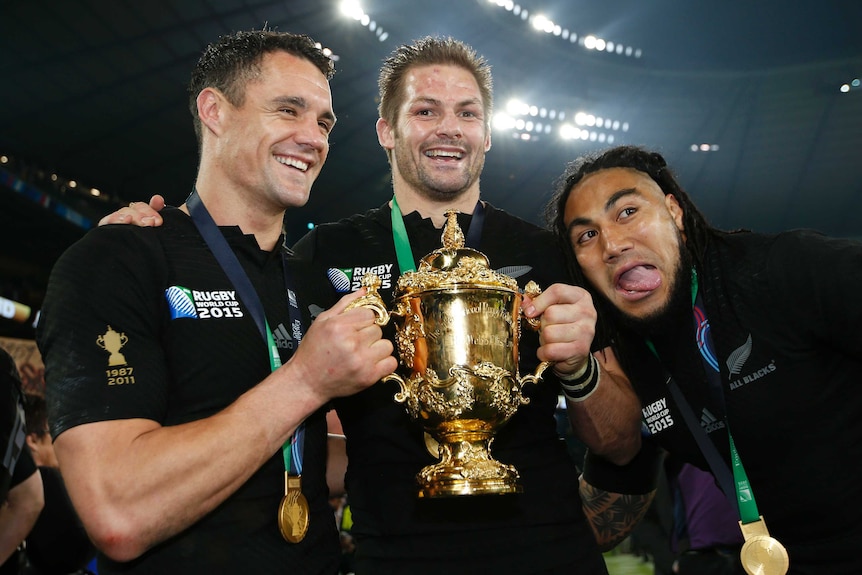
left=327, top=264, right=395, bottom=293
left=165, top=286, right=245, bottom=320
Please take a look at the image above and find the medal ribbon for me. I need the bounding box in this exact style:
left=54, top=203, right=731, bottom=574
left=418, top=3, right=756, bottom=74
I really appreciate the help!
left=187, top=190, right=305, bottom=477
left=690, top=271, right=760, bottom=524
left=390, top=195, right=485, bottom=273
left=646, top=269, right=761, bottom=523
left=688, top=274, right=791, bottom=573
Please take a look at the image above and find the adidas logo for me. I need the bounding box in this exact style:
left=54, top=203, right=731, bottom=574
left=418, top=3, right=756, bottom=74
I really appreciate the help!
left=272, top=323, right=295, bottom=350
left=700, top=408, right=725, bottom=433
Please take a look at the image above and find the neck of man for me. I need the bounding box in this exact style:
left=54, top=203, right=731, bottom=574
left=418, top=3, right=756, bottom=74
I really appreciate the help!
left=184, top=176, right=285, bottom=252
left=391, top=186, right=482, bottom=228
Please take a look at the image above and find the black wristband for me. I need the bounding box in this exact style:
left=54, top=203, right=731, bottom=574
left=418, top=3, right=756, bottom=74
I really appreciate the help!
left=582, top=436, right=663, bottom=494
left=559, top=354, right=600, bottom=401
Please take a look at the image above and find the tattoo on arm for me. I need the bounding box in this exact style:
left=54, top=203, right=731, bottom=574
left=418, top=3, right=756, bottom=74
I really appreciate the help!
left=579, top=478, right=655, bottom=551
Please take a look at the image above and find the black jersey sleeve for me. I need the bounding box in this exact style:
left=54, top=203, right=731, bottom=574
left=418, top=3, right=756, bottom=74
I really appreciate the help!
left=37, top=225, right=172, bottom=438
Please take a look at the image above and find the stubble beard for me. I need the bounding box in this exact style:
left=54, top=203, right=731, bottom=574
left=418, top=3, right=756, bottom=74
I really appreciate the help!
left=392, top=138, right=483, bottom=204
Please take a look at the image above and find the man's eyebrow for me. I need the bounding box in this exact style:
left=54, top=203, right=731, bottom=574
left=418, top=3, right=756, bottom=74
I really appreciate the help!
left=409, top=97, right=442, bottom=109
left=410, top=96, right=482, bottom=109
left=458, top=96, right=483, bottom=108
left=565, top=187, right=639, bottom=233
left=273, top=95, right=306, bottom=109
left=604, top=188, right=639, bottom=212
left=272, top=95, right=337, bottom=125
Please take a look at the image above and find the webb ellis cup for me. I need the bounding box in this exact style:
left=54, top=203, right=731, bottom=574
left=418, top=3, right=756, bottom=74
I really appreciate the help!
left=349, top=210, right=550, bottom=497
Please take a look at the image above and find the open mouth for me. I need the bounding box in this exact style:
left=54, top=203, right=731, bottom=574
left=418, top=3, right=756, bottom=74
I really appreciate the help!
left=424, top=149, right=464, bottom=160
left=616, top=264, right=661, bottom=297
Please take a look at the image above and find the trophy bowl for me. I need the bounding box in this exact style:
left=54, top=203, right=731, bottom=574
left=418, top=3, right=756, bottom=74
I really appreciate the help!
left=349, top=210, right=549, bottom=497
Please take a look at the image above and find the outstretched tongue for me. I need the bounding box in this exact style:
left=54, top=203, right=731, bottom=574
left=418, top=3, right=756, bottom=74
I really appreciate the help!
left=618, top=265, right=661, bottom=292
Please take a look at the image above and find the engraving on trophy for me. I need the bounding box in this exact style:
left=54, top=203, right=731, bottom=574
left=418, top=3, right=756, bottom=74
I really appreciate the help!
left=347, top=210, right=550, bottom=497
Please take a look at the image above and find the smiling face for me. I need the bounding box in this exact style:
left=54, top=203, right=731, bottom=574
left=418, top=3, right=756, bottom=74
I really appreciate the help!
left=215, top=50, right=335, bottom=211
left=377, top=63, right=491, bottom=204
left=563, top=167, right=688, bottom=321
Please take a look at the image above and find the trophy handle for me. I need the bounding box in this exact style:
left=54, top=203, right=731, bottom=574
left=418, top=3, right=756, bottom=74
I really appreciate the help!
left=519, top=281, right=556, bottom=381
left=519, top=360, right=552, bottom=387
left=344, top=273, right=390, bottom=326
left=523, top=280, right=543, bottom=330
left=385, top=373, right=410, bottom=402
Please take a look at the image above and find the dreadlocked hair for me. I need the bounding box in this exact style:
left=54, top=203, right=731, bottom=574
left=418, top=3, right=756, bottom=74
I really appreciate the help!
left=545, top=145, right=713, bottom=269
left=543, top=145, right=714, bottom=346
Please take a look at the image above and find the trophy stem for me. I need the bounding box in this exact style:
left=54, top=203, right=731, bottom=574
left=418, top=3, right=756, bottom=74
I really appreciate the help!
left=417, top=428, right=522, bottom=497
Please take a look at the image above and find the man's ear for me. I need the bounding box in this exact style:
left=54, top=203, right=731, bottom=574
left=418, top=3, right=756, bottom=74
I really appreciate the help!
left=665, top=193, right=685, bottom=233
left=197, top=87, right=226, bottom=137
left=25, top=433, right=39, bottom=452
left=376, top=117, right=394, bottom=151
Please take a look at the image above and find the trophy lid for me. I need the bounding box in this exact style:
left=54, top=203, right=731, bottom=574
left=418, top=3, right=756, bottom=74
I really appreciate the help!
left=394, top=210, right=519, bottom=295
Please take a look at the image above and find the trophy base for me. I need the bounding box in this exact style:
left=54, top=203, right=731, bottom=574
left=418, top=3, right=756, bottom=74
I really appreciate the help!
left=417, top=470, right=523, bottom=498
left=415, top=433, right=523, bottom=497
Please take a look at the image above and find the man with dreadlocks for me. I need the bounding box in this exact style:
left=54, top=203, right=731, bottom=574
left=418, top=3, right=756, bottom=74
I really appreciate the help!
left=547, top=144, right=862, bottom=574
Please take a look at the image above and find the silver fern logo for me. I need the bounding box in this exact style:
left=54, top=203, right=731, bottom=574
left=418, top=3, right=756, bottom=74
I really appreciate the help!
left=726, top=334, right=752, bottom=376
left=496, top=265, right=532, bottom=280
left=728, top=334, right=777, bottom=390
left=166, top=286, right=197, bottom=319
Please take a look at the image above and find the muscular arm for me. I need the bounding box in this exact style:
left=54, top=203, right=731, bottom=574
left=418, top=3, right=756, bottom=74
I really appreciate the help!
left=567, top=347, right=642, bottom=465
left=52, top=292, right=395, bottom=562
left=578, top=436, right=663, bottom=551
left=579, top=475, right=654, bottom=551
left=0, top=469, right=44, bottom=564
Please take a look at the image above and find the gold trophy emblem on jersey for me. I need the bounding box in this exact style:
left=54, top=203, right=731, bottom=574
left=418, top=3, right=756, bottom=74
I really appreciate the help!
left=97, top=325, right=129, bottom=366
left=348, top=211, right=549, bottom=497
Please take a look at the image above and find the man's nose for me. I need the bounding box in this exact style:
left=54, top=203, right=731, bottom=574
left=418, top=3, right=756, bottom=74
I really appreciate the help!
left=601, top=228, right=632, bottom=261
left=296, top=117, right=328, bottom=152
left=436, top=111, right=463, bottom=138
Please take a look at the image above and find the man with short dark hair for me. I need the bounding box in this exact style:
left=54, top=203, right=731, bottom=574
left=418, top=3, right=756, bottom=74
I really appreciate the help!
left=37, top=30, right=395, bottom=574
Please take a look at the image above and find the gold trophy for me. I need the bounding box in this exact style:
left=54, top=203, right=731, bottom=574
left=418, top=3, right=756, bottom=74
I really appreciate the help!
left=349, top=211, right=549, bottom=497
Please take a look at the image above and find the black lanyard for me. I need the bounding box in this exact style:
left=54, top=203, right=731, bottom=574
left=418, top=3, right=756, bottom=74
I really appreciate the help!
left=186, top=190, right=306, bottom=476
left=647, top=270, right=762, bottom=522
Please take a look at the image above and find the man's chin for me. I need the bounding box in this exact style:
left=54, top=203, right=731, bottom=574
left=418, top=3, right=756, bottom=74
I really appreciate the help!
left=612, top=303, right=671, bottom=337
left=609, top=268, right=692, bottom=338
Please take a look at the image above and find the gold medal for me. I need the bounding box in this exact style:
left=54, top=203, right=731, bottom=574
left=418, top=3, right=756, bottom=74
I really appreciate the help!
left=278, top=474, right=309, bottom=543
left=738, top=517, right=789, bottom=575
